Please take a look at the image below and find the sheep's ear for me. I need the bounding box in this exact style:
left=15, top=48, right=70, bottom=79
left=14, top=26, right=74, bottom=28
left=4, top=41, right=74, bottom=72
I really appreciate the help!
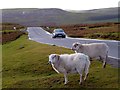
left=55, top=54, right=59, bottom=57
left=79, top=44, right=83, bottom=48
left=73, top=42, right=79, bottom=47
left=76, top=42, right=80, bottom=44
left=55, top=54, right=60, bottom=60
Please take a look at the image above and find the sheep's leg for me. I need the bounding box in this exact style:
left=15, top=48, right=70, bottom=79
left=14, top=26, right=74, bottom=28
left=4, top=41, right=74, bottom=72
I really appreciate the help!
left=79, top=74, right=82, bottom=85
left=76, top=66, right=83, bottom=85
left=64, top=73, right=68, bottom=85
left=103, top=55, right=108, bottom=68
left=84, top=73, right=89, bottom=81
left=90, top=57, right=92, bottom=61
left=100, top=56, right=107, bottom=68
left=101, top=56, right=107, bottom=68
left=84, top=63, right=90, bottom=81
left=103, top=60, right=106, bottom=68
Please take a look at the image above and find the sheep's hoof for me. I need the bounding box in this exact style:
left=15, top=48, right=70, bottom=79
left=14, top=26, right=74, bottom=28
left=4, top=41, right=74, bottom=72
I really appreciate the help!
left=79, top=82, right=82, bottom=85
left=90, top=59, right=92, bottom=61
left=64, top=81, right=69, bottom=85
left=64, top=82, right=67, bottom=85
left=84, top=78, right=86, bottom=81
left=103, top=65, right=106, bottom=68
left=52, top=44, right=56, bottom=46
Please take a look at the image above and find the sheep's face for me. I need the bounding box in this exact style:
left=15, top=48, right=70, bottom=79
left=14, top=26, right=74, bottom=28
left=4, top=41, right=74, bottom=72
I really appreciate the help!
left=71, top=42, right=82, bottom=52
left=49, top=54, right=59, bottom=64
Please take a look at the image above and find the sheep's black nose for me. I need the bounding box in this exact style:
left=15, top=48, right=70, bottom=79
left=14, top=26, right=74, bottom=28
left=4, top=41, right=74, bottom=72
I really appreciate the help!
left=71, top=48, right=74, bottom=51
left=48, top=61, right=51, bottom=64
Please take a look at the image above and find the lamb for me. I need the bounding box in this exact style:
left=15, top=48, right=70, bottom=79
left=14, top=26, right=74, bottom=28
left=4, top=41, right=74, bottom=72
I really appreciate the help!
left=48, top=53, right=90, bottom=85
left=71, top=42, right=109, bottom=68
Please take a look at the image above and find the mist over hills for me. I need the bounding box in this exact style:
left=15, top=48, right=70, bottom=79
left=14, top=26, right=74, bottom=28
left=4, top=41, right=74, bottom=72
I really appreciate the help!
left=2, top=7, right=118, bottom=26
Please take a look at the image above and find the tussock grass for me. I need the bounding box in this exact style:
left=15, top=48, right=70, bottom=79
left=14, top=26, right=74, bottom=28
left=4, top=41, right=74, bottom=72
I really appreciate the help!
left=44, top=23, right=119, bottom=40
left=2, top=35, right=119, bottom=89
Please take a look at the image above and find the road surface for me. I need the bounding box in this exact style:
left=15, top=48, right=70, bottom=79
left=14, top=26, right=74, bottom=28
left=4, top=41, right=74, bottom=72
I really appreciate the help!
left=27, top=27, right=120, bottom=68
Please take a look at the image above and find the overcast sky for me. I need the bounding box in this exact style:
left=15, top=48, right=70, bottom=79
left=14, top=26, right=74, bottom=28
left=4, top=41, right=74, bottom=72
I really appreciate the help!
left=1, top=0, right=119, bottom=10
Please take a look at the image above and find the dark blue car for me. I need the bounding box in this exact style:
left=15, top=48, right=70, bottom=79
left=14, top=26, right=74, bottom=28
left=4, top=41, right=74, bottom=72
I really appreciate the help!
left=52, top=29, right=66, bottom=38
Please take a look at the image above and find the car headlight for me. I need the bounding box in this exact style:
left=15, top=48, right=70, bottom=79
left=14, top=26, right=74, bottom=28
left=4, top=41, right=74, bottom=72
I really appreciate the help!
left=53, top=33, right=55, bottom=35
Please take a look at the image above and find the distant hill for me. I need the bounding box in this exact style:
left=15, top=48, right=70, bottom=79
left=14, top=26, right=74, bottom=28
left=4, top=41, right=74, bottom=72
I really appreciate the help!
left=2, top=7, right=118, bottom=26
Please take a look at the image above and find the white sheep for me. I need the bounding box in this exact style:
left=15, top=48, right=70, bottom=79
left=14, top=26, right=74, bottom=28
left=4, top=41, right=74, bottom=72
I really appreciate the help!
left=48, top=53, right=90, bottom=85
left=71, top=42, right=109, bottom=68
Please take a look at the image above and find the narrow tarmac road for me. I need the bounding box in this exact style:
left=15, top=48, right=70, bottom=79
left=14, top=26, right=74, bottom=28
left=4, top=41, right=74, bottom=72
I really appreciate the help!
left=27, top=27, right=120, bottom=68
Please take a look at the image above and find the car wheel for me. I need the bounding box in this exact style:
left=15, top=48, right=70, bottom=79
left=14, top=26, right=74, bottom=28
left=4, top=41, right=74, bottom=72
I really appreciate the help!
left=62, top=36, right=66, bottom=38
left=52, top=36, right=56, bottom=38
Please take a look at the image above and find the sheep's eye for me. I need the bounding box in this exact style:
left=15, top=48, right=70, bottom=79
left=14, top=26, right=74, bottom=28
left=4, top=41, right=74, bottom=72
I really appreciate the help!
left=52, top=55, right=56, bottom=59
left=52, top=57, right=54, bottom=59
left=74, top=44, right=78, bottom=47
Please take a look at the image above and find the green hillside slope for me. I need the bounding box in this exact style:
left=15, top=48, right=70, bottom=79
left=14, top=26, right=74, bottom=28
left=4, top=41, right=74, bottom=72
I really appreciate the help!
left=2, top=7, right=118, bottom=26
left=2, top=35, right=119, bottom=88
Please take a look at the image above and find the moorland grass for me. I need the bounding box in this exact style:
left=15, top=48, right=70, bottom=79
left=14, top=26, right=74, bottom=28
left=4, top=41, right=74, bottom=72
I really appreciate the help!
left=2, top=35, right=119, bottom=89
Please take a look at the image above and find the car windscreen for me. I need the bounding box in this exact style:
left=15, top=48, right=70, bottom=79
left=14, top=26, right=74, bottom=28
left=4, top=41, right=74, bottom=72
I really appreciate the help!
left=54, top=29, right=64, bottom=32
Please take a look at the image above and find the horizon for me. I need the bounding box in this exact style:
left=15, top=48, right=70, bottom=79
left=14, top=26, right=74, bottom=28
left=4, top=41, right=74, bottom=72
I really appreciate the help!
left=2, top=7, right=118, bottom=11
left=1, top=0, right=119, bottom=10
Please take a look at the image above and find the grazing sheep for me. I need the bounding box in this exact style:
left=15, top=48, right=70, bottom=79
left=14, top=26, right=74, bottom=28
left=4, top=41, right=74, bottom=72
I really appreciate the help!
left=71, top=42, right=109, bottom=68
left=49, top=53, right=90, bottom=85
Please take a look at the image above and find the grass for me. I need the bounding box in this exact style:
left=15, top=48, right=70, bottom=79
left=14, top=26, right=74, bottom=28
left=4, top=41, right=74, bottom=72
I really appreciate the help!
left=86, top=32, right=120, bottom=40
left=2, top=35, right=119, bottom=89
left=0, top=44, right=2, bottom=89
left=2, top=29, right=26, bottom=44
left=43, top=23, right=119, bottom=40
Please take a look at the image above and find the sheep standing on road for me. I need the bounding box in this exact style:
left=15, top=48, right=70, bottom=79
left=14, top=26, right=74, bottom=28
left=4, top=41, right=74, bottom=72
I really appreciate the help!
left=71, top=42, right=109, bottom=68
left=49, top=53, right=90, bottom=85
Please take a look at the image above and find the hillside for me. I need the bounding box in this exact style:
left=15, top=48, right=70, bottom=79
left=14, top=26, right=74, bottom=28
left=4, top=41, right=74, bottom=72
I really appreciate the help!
left=44, top=22, right=119, bottom=40
left=2, top=7, right=118, bottom=26
left=2, top=35, right=119, bottom=88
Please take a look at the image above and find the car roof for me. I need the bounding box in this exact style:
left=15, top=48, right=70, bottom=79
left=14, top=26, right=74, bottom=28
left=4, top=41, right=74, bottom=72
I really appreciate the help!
left=54, top=29, right=64, bottom=31
left=54, top=28, right=63, bottom=30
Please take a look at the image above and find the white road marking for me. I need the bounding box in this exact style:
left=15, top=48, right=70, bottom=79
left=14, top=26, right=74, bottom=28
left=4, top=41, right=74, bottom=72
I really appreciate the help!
left=27, top=27, right=120, bottom=60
